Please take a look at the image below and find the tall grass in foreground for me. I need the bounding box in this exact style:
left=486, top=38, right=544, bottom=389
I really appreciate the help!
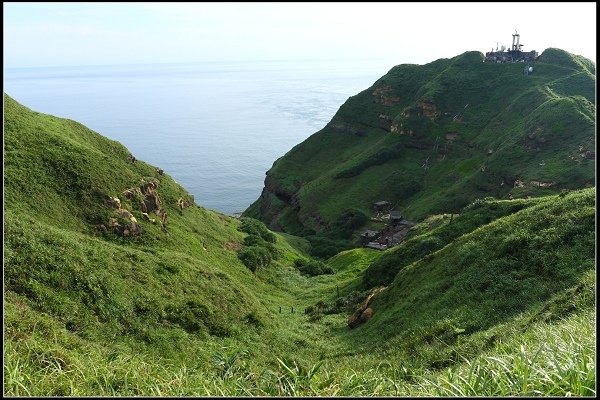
left=5, top=311, right=594, bottom=396
left=413, top=311, right=596, bottom=396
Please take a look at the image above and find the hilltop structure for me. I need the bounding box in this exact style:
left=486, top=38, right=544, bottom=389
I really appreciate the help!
left=484, top=31, right=538, bottom=63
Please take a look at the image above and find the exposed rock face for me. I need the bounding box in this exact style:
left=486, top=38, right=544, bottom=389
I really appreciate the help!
left=391, top=121, right=412, bottom=135
left=110, top=196, right=121, bottom=209
left=143, top=192, right=160, bottom=213
left=378, top=114, right=394, bottom=132
left=372, top=84, right=400, bottom=105
left=417, top=99, right=438, bottom=120
left=359, top=307, right=373, bottom=322
left=107, top=179, right=166, bottom=236
left=122, top=180, right=160, bottom=212
left=348, top=287, right=386, bottom=328
left=116, top=208, right=133, bottom=219
left=140, top=180, right=158, bottom=194
left=110, top=208, right=142, bottom=237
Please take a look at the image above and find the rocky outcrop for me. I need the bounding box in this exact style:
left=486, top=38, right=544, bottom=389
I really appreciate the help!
left=372, top=84, right=400, bottom=105
left=417, top=99, right=438, bottom=120
left=348, top=287, right=386, bottom=328
left=142, top=192, right=160, bottom=213
left=390, top=121, right=412, bottom=136
left=378, top=114, right=393, bottom=132
left=109, top=208, right=142, bottom=237
left=104, top=178, right=171, bottom=236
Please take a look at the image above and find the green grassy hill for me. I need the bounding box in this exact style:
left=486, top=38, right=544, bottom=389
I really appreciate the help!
left=244, top=48, right=595, bottom=254
left=3, top=86, right=595, bottom=396
left=2, top=93, right=317, bottom=393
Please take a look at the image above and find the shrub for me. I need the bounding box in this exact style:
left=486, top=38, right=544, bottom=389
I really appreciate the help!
left=327, top=209, right=369, bottom=240
left=243, top=234, right=279, bottom=260
left=237, top=246, right=272, bottom=272
left=392, top=178, right=423, bottom=200
left=294, top=259, right=335, bottom=277
left=294, top=258, right=308, bottom=269
left=306, top=235, right=353, bottom=259
left=239, top=218, right=276, bottom=243
left=243, top=234, right=266, bottom=247
left=237, top=220, right=280, bottom=271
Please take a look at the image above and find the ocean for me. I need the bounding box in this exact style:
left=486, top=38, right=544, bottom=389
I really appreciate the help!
left=4, top=59, right=393, bottom=214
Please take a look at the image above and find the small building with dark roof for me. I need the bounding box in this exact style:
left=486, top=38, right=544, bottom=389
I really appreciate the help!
left=360, top=229, right=380, bottom=244
left=361, top=230, right=380, bottom=239
left=390, top=211, right=403, bottom=225
left=373, top=201, right=391, bottom=213
left=366, top=242, right=388, bottom=250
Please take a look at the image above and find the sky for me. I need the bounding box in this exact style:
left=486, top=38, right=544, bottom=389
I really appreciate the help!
left=3, top=2, right=597, bottom=68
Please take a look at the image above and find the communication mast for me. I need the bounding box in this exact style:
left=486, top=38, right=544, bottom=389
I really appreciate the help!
left=511, top=30, right=520, bottom=51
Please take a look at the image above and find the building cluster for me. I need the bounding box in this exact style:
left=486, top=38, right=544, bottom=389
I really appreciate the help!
left=360, top=201, right=414, bottom=250
left=484, top=31, right=538, bottom=63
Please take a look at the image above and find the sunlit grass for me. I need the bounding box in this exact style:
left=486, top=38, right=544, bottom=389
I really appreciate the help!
left=3, top=92, right=595, bottom=397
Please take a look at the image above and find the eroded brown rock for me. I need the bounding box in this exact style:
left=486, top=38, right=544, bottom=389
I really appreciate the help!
left=417, top=99, right=438, bottom=119
left=372, top=84, right=400, bottom=105
left=347, top=287, right=385, bottom=329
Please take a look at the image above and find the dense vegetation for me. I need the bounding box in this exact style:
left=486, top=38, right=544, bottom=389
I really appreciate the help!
left=245, top=48, right=595, bottom=252
left=293, top=258, right=335, bottom=277
left=3, top=45, right=596, bottom=397
left=237, top=218, right=279, bottom=271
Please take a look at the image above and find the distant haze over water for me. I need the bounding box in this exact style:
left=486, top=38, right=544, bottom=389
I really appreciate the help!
left=4, top=60, right=392, bottom=214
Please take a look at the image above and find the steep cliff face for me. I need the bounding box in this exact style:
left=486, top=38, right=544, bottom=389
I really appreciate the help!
left=245, top=49, right=595, bottom=237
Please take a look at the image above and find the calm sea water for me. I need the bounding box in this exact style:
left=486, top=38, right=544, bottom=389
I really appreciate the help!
left=4, top=60, right=392, bottom=214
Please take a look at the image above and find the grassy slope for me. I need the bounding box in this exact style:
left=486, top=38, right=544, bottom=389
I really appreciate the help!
left=357, top=189, right=595, bottom=352
left=296, top=188, right=595, bottom=396
left=4, top=94, right=283, bottom=339
left=245, top=48, right=595, bottom=238
left=2, top=93, right=325, bottom=391
left=3, top=91, right=595, bottom=396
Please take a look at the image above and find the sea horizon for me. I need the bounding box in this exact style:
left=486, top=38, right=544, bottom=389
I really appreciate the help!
left=4, top=59, right=396, bottom=214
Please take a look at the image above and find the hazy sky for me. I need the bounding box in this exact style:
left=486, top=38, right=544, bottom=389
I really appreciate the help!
left=3, top=2, right=597, bottom=68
